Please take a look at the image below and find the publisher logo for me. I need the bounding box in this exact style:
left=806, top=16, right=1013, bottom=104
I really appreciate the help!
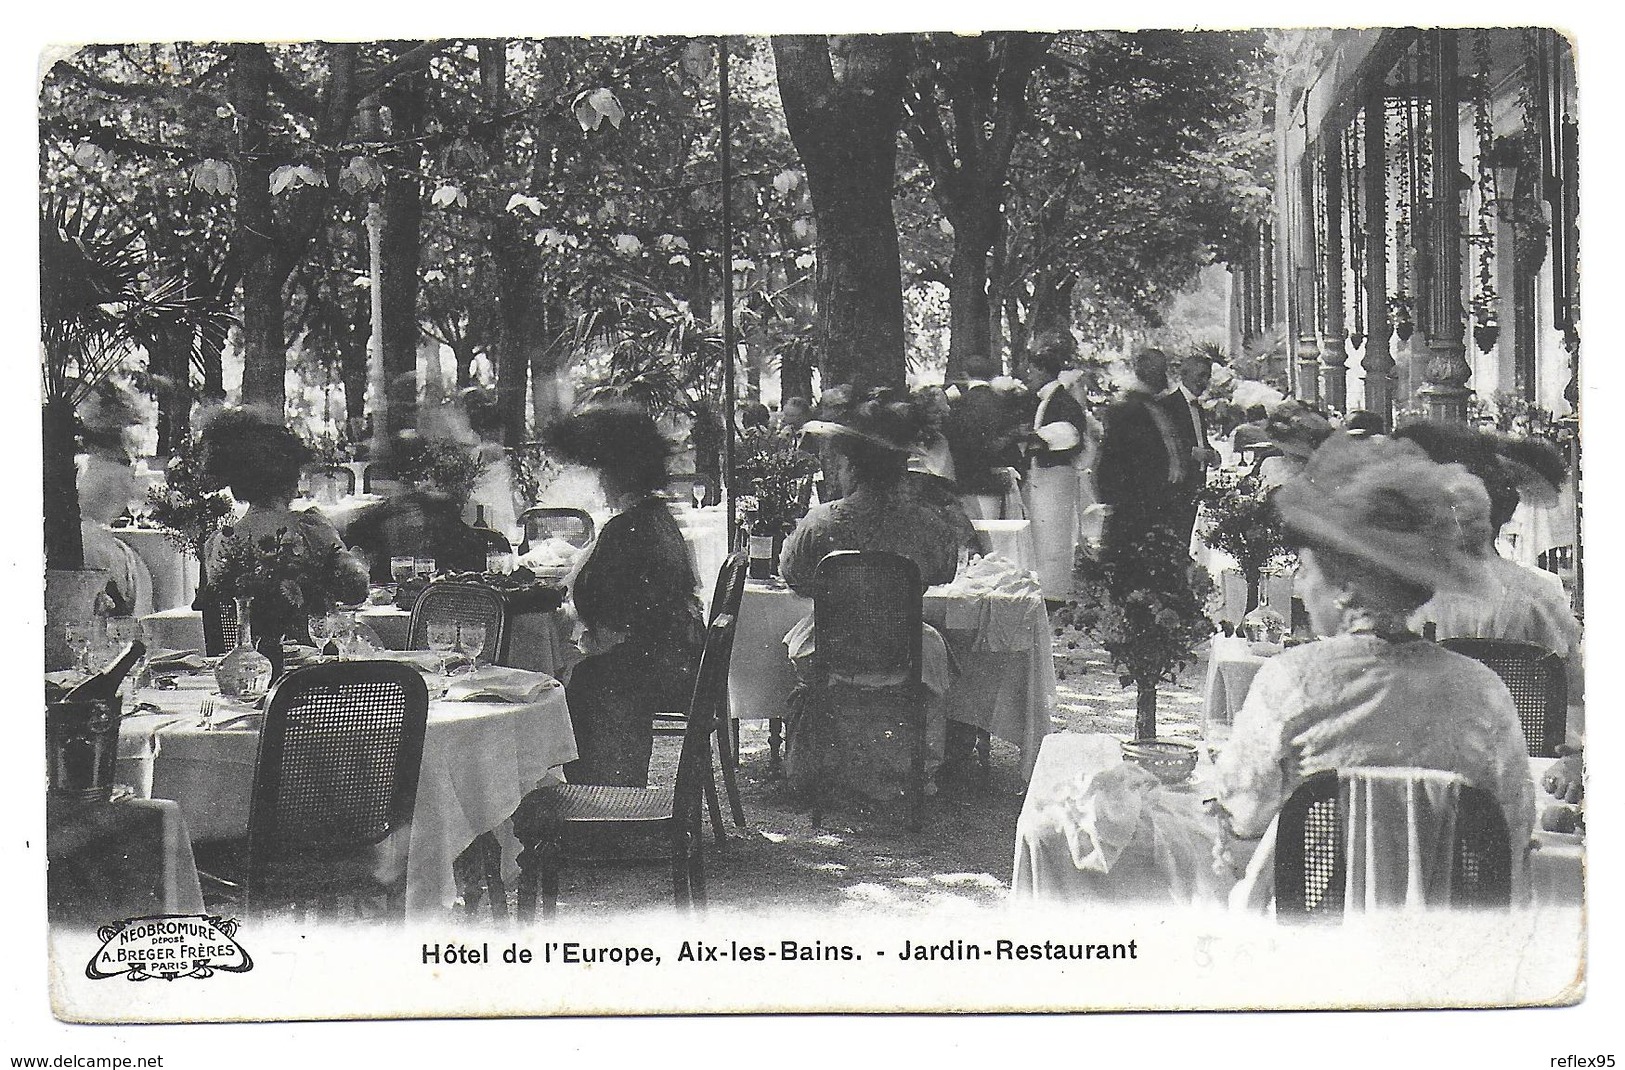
left=85, top=915, right=253, bottom=982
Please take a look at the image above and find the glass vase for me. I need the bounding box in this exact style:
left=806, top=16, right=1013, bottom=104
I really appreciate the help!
left=215, top=597, right=273, bottom=702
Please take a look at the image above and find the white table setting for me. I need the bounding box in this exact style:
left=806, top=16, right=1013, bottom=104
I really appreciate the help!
left=117, top=662, right=577, bottom=916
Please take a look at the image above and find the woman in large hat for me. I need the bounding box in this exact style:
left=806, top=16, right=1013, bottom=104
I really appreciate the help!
left=778, top=389, right=971, bottom=797
left=540, top=402, right=704, bottom=787
left=1212, top=433, right=1536, bottom=908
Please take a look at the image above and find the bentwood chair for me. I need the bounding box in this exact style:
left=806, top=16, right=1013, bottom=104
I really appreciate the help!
left=200, top=596, right=240, bottom=657
left=519, top=507, right=595, bottom=553
left=203, top=662, right=429, bottom=920
left=1274, top=769, right=1512, bottom=921
left=1440, top=638, right=1567, bottom=758
left=311, top=465, right=357, bottom=498
left=513, top=615, right=737, bottom=919
left=654, top=552, right=750, bottom=842
left=809, top=550, right=928, bottom=831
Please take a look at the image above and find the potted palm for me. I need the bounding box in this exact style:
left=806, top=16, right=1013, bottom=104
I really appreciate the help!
left=41, top=198, right=232, bottom=665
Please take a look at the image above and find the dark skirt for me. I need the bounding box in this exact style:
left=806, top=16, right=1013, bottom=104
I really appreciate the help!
left=563, top=639, right=699, bottom=787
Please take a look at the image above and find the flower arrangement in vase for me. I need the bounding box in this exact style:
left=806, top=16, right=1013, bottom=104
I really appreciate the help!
left=1196, top=471, right=1295, bottom=613
left=208, top=527, right=354, bottom=688
left=734, top=427, right=818, bottom=531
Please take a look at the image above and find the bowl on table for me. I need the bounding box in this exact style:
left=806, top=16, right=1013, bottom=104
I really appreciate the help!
left=1121, top=738, right=1200, bottom=786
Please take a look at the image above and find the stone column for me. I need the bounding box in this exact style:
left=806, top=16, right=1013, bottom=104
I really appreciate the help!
left=1418, top=30, right=1471, bottom=423
left=1319, top=132, right=1349, bottom=412
left=1361, top=90, right=1395, bottom=427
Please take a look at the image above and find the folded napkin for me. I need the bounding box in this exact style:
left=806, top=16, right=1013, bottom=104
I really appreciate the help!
left=445, top=666, right=561, bottom=704
left=148, top=649, right=208, bottom=672
left=1033, top=750, right=1226, bottom=904
left=519, top=536, right=584, bottom=571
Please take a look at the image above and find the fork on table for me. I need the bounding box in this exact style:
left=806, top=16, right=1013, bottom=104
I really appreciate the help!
left=199, top=696, right=217, bottom=732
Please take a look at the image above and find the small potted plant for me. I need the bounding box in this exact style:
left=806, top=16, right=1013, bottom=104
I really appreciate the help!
left=1065, top=525, right=1215, bottom=740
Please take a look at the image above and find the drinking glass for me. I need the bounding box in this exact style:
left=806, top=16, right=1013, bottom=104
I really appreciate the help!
left=426, top=621, right=458, bottom=675
left=307, top=613, right=336, bottom=655
left=391, top=556, right=417, bottom=586
left=415, top=557, right=437, bottom=581
left=106, top=617, right=149, bottom=696
left=486, top=549, right=512, bottom=576
left=64, top=622, right=96, bottom=674
left=456, top=622, right=488, bottom=671
left=691, top=481, right=706, bottom=510
left=331, top=610, right=358, bottom=660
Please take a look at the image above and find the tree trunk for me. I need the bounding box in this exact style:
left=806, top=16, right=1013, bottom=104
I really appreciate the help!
left=493, top=241, right=539, bottom=449
left=946, top=211, right=998, bottom=380
left=772, top=35, right=908, bottom=392
left=43, top=400, right=85, bottom=572
left=232, top=44, right=286, bottom=411
left=380, top=71, right=428, bottom=443
left=1244, top=574, right=1261, bottom=613
left=1135, top=678, right=1158, bottom=741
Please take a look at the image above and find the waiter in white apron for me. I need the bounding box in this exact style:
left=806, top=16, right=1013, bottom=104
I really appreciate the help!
left=1022, top=349, right=1089, bottom=606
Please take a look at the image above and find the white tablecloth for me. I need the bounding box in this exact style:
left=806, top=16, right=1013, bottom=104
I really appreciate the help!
left=674, top=505, right=730, bottom=601
left=972, top=519, right=1037, bottom=576
left=110, top=528, right=197, bottom=612
left=119, top=673, right=576, bottom=916
left=729, top=580, right=1056, bottom=780
left=1013, top=734, right=1583, bottom=909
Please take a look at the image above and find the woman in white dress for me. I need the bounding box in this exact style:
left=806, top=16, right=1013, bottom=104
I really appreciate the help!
left=1212, top=434, right=1537, bottom=910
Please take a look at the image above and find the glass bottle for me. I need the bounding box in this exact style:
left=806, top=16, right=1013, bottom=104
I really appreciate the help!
left=215, top=597, right=273, bottom=702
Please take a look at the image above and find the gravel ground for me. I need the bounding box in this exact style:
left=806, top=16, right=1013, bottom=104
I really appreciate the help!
left=500, top=615, right=1209, bottom=920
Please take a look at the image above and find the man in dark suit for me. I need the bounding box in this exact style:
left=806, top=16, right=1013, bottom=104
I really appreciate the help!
left=1095, top=348, right=1185, bottom=564
left=1157, top=352, right=1219, bottom=547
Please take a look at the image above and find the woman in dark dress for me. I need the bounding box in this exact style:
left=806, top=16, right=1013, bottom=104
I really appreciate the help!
left=542, top=404, right=705, bottom=787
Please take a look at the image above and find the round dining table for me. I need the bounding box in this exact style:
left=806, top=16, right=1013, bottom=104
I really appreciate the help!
left=118, top=670, right=577, bottom=916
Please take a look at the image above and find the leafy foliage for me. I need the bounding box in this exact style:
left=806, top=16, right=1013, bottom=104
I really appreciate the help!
left=392, top=437, right=490, bottom=507
left=1196, top=473, right=1295, bottom=593
left=1063, top=525, right=1215, bottom=691
left=144, top=441, right=233, bottom=562
left=209, top=526, right=351, bottom=614
left=40, top=197, right=234, bottom=407
left=733, top=427, right=818, bottom=534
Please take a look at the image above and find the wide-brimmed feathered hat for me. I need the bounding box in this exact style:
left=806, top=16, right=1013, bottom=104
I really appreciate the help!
left=798, top=387, right=921, bottom=455
left=1274, top=434, right=1490, bottom=595
left=1260, top=400, right=1334, bottom=460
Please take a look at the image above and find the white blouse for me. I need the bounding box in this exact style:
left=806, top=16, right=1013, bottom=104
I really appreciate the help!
left=1214, top=633, right=1536, bottom=855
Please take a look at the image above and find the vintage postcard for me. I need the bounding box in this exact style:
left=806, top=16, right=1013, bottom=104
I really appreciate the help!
left=15, top=3, right=1614, bottom=1052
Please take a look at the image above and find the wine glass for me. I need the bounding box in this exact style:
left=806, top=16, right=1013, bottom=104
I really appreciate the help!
left=331, top=610, right=358, bottom=660
left=390, top=556, right=416, bottom=586
left=426, top=621, right=458, bottom=675
left=307, top=613, right=336, bottom=655
left=691, top=481, right=706, bottom=510
left=456, top=622, right=488, bottom=672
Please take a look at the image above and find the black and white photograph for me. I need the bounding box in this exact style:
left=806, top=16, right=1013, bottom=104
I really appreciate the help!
left=11, top=1, right=1616, bottom=1052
